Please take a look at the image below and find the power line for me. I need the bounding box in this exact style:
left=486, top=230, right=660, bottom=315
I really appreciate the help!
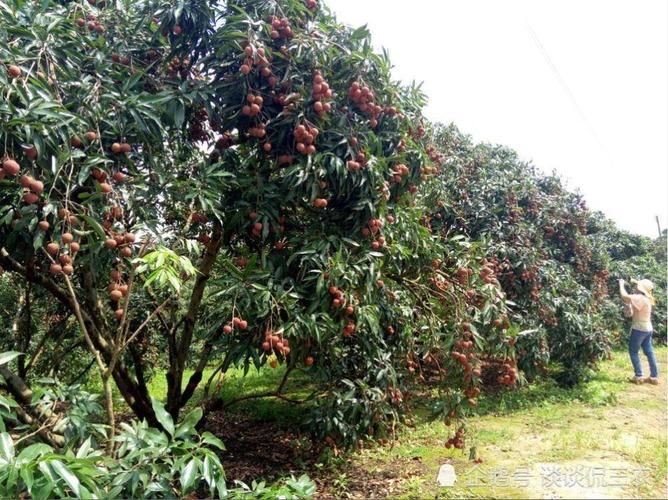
left=526, top=22, right=616, bottom=169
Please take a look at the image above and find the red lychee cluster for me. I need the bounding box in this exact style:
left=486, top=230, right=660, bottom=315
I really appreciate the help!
left=46, top=236, right=79, bottom=277
left=450, top=336, right=481, bottom=387
left=18, top=174, right=43, bottom=205
left=390, top=163, right=410, bottom=184
left=251, top=221, right=264, bottom=238
left=248, top=123, right=267, bottom=139
left=104, top=231, right=136, bottom=259
left=305, top=0, right=318, bottom=9
left=343, top=321, right=356, bottom=337
left=261, top=331, right=290, bottom=357
left=76, top=13, right=105, bottom=34
left=420, top=164, right=439, bottom=181
left=215, top=133, right=234, bottom=150
left=361, top=217, right=384, bottom=238
left=222, top=316, right=248, bottom=334
left=188, top=107, right=209, bottom=142
left=479, top=261, right=498, bottom=285
left=456, top=267, right=473, bottom=286
left=294, top=124, right=319, bottom=155
left=370, top=235, right=386, bottom=251
left=242, top=93, right=264, bottom=117
left=108, top=277, right=129, bottom=308
left=444, top=426, right=466, bottom=449
left=328, top=285, right=347, bottom=310
left=166, top=56, right=191, bottom=78
left=426, top=145, right=443, bottom=165
left=103, top=269, right=125, bottom=318
left=111, top=53, right=131, bottom=66
left=388, top=386, right=403, bottom=405
left=409, top=122, right=426, bottom=139
left=239, top=45, right=271, bottom=77
left=277, top=155, right=294, bottom=166
left=1, top=157, right=20, bottom=177
left=6, top=64, right=21, bottom=79
left=347, top=81, right=382, bottom=128
left=492, top=315, right=510, bottom=330
left=378, top=181, right=390, bottom=202
left=270, top=16, right=294, bottom=40
left=346, top=151, right=367, bottom=172
left=191, top=212, right=208, bottom=224
left=482, top=359, right=518, bottom=387
left=110, top=142, right=132, bottom=154
left=312, top=70, right=333, bottom=117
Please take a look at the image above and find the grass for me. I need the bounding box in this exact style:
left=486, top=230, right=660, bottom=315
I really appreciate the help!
left=84, top=359, right=313, bottom=426
left=325, top=346, right=668, bottom=498
left=85, top=346, right=667, bottom=498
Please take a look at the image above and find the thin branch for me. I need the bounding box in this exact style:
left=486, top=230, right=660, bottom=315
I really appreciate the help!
left=121, top=298, right=170, bottom=350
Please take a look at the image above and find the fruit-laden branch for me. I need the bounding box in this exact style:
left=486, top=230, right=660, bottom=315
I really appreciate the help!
left=0, top=248, right=158, bottom=426
left=0, top=364, right=65, bottom=448
left=60, top=272, right=117, bottom=451
left=166, top=222, right=224, bottom=417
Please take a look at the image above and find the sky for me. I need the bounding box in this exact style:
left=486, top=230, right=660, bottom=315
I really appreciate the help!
left=326, top=0, right=668, bottom=238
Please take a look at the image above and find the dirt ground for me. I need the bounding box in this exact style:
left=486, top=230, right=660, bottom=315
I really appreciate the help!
left=211, top=348, right=667, bottom=499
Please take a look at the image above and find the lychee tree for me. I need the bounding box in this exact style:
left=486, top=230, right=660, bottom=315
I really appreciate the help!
left=427, top=124, right=613, bottom=384
left=0, top=0, right=499, bottom=450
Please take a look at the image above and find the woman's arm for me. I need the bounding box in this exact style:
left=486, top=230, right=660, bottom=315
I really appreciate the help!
left=619, top=279, right=632, bottom=303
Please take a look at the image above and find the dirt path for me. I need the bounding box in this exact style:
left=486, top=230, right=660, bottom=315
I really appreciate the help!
left=317, top=348, right=667, bottom=499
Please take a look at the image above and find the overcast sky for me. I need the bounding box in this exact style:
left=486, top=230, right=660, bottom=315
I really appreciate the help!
left=326, top=0, right=668, bottom=238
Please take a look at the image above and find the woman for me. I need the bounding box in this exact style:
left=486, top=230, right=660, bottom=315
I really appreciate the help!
left=619, top=278, right=659, bottom=384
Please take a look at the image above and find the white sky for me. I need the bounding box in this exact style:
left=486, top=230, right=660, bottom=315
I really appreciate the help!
left=326, top=0, right=668, bottom=237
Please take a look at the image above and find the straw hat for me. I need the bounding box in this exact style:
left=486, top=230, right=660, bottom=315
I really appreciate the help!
left=635, top=279, right=656, bottom=305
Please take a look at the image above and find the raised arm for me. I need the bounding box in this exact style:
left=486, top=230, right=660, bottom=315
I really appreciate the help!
left=619, top=279, right=632, bottom=303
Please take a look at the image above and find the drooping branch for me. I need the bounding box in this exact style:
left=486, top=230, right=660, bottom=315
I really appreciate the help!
left=1, top=247, right=158, bottom=426
left=0, top=364, right=65, bottom=448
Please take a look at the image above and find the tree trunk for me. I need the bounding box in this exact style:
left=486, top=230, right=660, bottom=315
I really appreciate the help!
left=166, top=223, right=223, bottom=419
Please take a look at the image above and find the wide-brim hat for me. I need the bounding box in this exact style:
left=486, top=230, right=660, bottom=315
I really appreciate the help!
left=636, top=279, right=655, bottom=302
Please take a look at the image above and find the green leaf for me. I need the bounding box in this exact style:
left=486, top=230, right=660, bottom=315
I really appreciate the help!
left=51, top=460, right=80, bottom=497
left=150, top=398, right=175, bottom=437
left=75, top=437, right=92, bottom=458
left=175, top=408, right=202, bottom=438
left=20, top=465, right=34, bottom=492
left=172, top=100, right=185, bottom=127
left=201, top=432, right=225, bottom=450
left=0, top=351, right=22, bottom=366
left=180, top=458, right=198, bottom=492
left=81, top=214, right=107, bottom=241
left=0, top=432, right=14, bottom=460
left=17, top=443, right=52, bottom=463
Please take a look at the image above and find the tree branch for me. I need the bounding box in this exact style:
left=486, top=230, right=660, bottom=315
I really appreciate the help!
left=166, top=222, right=223, bottom=417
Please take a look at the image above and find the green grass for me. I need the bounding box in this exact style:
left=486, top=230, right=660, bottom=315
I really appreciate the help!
left=86, top=346, right=666, bottom=498
left=85, top=360, right=314, bottom=426
left=326, top=347, right=668, bottom=498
